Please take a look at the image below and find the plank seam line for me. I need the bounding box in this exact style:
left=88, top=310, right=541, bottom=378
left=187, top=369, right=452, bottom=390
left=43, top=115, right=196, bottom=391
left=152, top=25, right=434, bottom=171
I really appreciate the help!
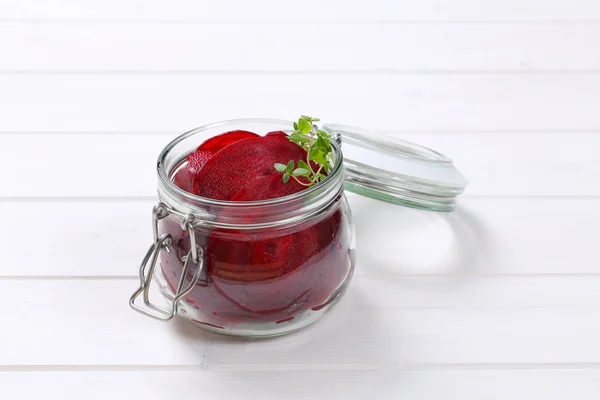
left=2, top=363, right=600, bottom=372
left=2, top=19, right=600, bottom=25
left=3, top=70, right=600, bottom=75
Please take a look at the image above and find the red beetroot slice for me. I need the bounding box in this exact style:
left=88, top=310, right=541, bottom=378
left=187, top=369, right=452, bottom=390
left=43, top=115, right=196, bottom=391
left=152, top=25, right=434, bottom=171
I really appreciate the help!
left=194, top=135, right=308, bottom=200
left=208, top=175, right=304, bottom=280
left=228, top=174, right=304, bottom=274
left=174, top=150, right=213, bottom=192
left=188, top=149, right=213, bottom=171
left=265, top=131, right=319, bottom=171
left=174, top=131, right=258, bottom=194
left=265, top=130, right=288, bottom=138
left=197, top=130, right=259, bottom=152
left=267, top=130, right=320, bottom=172
left=207, top=175, right=325, bottom=314
left=173, top=167, right=194, bottom=193
left=188, top=150, right=215, bottom=194
left=208, top=225, right=322, bottom=314
left=231, top=173, right=305, bottom=202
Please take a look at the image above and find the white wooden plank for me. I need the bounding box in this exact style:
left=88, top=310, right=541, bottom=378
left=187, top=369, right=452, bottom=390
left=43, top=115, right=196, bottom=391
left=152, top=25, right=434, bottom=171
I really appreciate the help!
left=356, top=275, right=600, bottom=309
left=1, top=280, right=600, bottom=365
left=23, top=272, right=600, bottom=312
left=350, top=197, right=600, bottom=276
left=205, top=307, right=600, bottom=367
left=0, top=280, right=206, bottom=365
left=2, top=23, right=599, bottom=72
left=0, top=133, right=598, bottom=197
left=2, top=74, right=599, bottom=132
left=0, top=200, right=155, bottom=277
left=1, top=370, right=600, bottom=400
left=1, top=0, right=599, bottom=22
left=393, top=133, right=600, bottom=197
left=1, top=198, right=599, bottom=277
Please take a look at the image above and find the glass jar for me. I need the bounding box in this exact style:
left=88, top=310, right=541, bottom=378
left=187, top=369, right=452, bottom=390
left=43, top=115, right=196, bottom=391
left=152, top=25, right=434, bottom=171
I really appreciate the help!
left=130, top=118, right=467, bottom=338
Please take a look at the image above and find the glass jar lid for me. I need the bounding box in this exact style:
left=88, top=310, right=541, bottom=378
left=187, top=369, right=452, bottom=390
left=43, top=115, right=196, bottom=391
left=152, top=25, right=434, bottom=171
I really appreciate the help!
left=323, top=124, right=468, bottom=212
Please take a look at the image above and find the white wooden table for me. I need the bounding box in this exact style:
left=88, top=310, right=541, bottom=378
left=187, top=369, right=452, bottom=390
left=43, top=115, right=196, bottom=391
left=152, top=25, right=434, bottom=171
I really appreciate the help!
left=1, top=1, right=600, bottom=398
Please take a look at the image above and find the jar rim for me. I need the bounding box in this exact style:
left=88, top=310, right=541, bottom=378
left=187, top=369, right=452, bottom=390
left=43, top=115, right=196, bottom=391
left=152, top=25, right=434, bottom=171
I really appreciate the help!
left=156, top=118, right=344, bottom=210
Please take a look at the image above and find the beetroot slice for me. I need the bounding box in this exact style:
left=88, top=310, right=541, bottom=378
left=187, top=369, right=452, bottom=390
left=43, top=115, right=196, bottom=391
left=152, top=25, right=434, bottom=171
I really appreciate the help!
left=208, top=175, right=305, bottom=280
left=188, top=150, right=215, bottom=194
left=173, top=167, right=194, bottom=193
left=266, top=130, right=288, bottom=138
left=264, top=131, right=321, bottom=172
left=207, top=174, right=326, bottom=314
left=188, top=149, right=213, bottom=172
left=231, top=173, right=305, bottom=202
left=197, top=130, right=259, bottom=152
left=173, top=131, right=258, bottom=195
left=266, top=131, right=321, bottom=171
left=194, top=135, right=308, bottom=200
left=169, top=128, right=348, bottom=320
left=173, top=150, right=213, bottom=193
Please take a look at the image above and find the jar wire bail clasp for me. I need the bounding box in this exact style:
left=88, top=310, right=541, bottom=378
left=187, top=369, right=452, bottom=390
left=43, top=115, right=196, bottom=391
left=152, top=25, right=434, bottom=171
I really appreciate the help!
left=129, top=202, right=204, bottom=321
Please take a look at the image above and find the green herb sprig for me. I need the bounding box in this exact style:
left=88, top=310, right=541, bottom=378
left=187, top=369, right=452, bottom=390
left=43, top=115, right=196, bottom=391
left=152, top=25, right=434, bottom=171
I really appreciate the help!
left=274, top=115, right=333, bottom=186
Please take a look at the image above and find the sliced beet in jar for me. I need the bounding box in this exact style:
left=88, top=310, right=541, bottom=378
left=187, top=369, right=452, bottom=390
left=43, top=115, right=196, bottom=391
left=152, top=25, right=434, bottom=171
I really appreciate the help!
left=129, top=116, right=467, bottom=338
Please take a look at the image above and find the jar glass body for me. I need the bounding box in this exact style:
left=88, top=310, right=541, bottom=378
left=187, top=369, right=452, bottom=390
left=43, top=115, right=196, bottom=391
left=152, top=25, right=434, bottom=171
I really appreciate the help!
left=154, top=119, right=356, bottom=337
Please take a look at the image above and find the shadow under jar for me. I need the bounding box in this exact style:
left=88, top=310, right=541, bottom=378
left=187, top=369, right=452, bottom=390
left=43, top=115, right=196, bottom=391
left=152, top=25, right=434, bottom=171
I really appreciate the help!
left=130, top=118, right=467, bottom=338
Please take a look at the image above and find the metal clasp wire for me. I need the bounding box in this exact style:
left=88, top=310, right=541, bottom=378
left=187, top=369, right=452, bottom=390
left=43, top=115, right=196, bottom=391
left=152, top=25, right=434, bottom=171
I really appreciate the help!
left=129, top=203, right=204, bottom=321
